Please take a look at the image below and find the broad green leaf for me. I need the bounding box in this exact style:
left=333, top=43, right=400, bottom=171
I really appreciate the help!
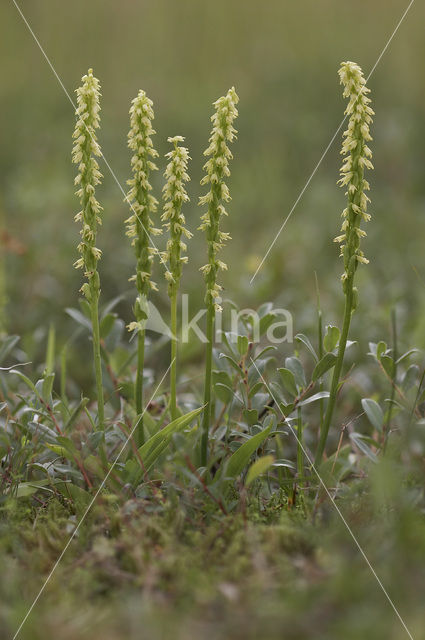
left=259, top=313, right=278, bottom=336
left=297, top=391, right=329, bottom=407
left=380, top=355, right=394, bottom=378
left=9, top=369, right=37, bottom=393
left=278, top=368, right=297, bottom=397
left=248, top=381, right=264, bottom=398
left=323, top=325, right=340, bottom=352
left=350, top=432, right=378, bottom=462
left=312, top=353, right=337, bottom=382
left=361, top=398, right=384, bottom=432
left=245, top=455, right=275, bottom=486
left=396, top=349, right=419, bottom=365
left=100, top=313, right=117, bottom=339
left=219, top=353, right=242, bottom=374
left=285, top=357, right=306, bottom=389
left=376, top=341, right=387, bottom=361
left=225, top=425, right=272, bottom=479
left=243, top=409, right=258, bottom=426
left=215, top=383, right=234, bottom=404
left=65, top=307, right=92, bottom=331
left=401, top=365, right=419, bottom=392
left=253, top=345, right=277, bottom=361
left=125, top=407, right=203, bottom=484
left=295, top=333, right=318, bottom=362
left=64, top=397, right=89, bottom=432
left=15, top=480, right=54, bottom=498
left=41, top=372, right=55, bottom=403
left=0, top=335, right=20, bottom=362
left=55, top=481, right=92, bottom=512
left=237, top=335, right=249, bottom=356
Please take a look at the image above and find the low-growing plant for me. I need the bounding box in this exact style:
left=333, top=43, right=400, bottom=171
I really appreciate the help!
left=198, top=87, right=239, bottom=466
left=3, top=59, right=423, bottom=526
left=161, top=136, right=191, bottom=420
left=315, top=61, right=374, bottom=466
left=72, top=69, right=105, bottom=433
left=125, top=90, right=161, bottom=445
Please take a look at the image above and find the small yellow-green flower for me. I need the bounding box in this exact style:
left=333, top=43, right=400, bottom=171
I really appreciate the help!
left=72, top=68, right=103, bottom=297
left=334, top=61, right=374, bottom=298
left=161, top=136, right=192, bottom=297
left=199, top=87, right=239, bottom=312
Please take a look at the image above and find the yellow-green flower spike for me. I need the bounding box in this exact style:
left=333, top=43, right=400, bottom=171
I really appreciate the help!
left=315, top=61, right=374, bottom=466
left=161, top=136, right=192, bottom=298
left=72, top=68, right=105, bottom=431
left=334, top=61, right=374, bottom=303
left=72, top=68, right=103, bottom=298
left=126, top=90, right=161, bottom=332
left=199, top=87, right=239, bottom=312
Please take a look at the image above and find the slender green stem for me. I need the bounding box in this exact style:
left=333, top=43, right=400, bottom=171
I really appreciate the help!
left=296, top=406, right=303, bottom=483
left=383, top=309, right=397, bottom=452
left=89, top=292, right=105, bottom=430
left=135, top=328, right=145, bottom=446
left=314, top=272, right=324, bottom=429
left=201, top=304, right=215, bottom=466
left=170, top=293, right=178, bottom=421
left=314, top=279, right=354, bottom=466
left=60, top=345, right=68, bottom=402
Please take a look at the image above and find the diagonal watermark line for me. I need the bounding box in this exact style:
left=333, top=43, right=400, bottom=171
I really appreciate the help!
left=250, top=357, right=414, bottom=640
left=11, top=0, right=169, bottom=277
left=250, top=0, right=416, bottom=284
left=11, top=361, right=174, bottom=640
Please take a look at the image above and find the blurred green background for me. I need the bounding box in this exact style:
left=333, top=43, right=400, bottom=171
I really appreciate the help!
left=1, top=0, right=424, bottom=355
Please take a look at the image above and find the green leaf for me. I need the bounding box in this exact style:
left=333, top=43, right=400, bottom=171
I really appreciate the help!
left=55, top=481, right=92, bottom=512
left=225, top=425, right=272, bottom=479
left=219, top=353, right=242, bottom=374
left=259, top=313, right=278, bottom=336
left=350, top=432, right=378, bottom=462
left=376, top=341, right=387, bottom=361
left=9, top=369, right=37, bottom=393
left=295, top=334, right=318, bottom=362
left=243, top=409, right=258, bottom=426
left=323, top=325, right=340, bottom=352
left=396, top=349, right=418, bottom=365
left=245, top=455, right=275, bottom=486
left=100, top=313, right=117, bottom=339
left=297, top=391, right=329, bottom=407
left=214, top=383, right=234, bottom=404
left=15, top=479, right=54, bottom=498
left=312, top=352, right=337, bottom=382
left=125, top=407, right=203, bottom=484
left=213, top=370, right=233, bottom=388
left=253, top=345, right=277, bottom=361
left=64, top=397, right=89, bottom=432
left=361, top=398, right=384, bottom=432
left=248, top=381, right=264, bottom=398
left=277, top=368, right=297, bottom=397
left=237, top=335, right=249, bottom=356
left=65, top=307, right=92, bottom=331
left=380, top=355, right=394, bottom=378
left=41, top=372, right=55, bottom=403
left=401, top=365, right=419, bottom=392
left=285, top=357, right=306, bottom=389
left=45, top=324, right=56, bottom=375
left=0, top=335, right=20, bottom=362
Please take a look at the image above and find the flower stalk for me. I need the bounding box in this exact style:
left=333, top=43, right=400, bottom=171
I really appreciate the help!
left=315, top=61, right=374, bottom=466
left=198, top=87, right=239, bottom=466
left=125, top=90, right=161, bottom=445
left=161, top=136, right=191, bottom=420
left=72, top=68, right=105, bottom=429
